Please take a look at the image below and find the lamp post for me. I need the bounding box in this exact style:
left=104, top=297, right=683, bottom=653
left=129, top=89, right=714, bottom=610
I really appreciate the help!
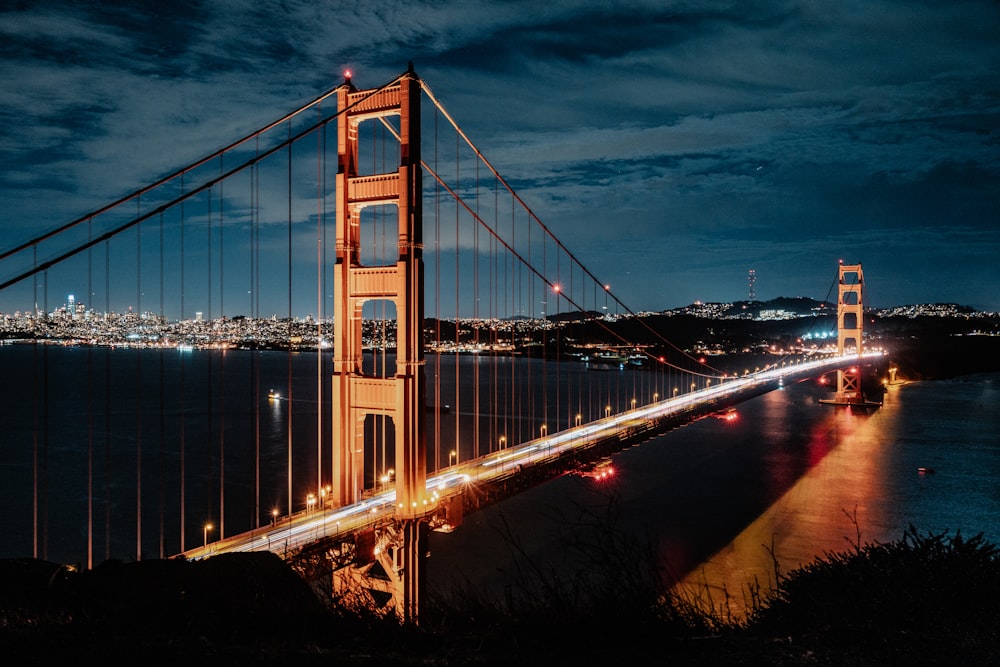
left=540, top=424, right=547, bottom=437
left=203, top=522, right=213, bottom=548
left=605, top=405, right=611, bottom=418
left=631, top=398, right=636, bottom=410
left=499, top=435, right=506, bottom=450
left=575, top=413, right=582, bottom=427
left=449, top=450, right=457, bottom=466
left=271, top=509, right=278, bottom=525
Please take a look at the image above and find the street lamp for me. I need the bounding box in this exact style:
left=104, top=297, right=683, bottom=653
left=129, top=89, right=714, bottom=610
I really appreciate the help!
left=271, top=508, right=278, bottom=525
left=605, top=405, right=611, bottom=418
left=653, top=392, right=658, bottom=402
left=307, top=493, right=316, bottom=512
left=540, top=424, right=548, bottom=437
left=631, top=398, right=636, bottom=410
left=449, top=450, right=457, bottom=466
left=673, top=387, right=678, bottom=397
left=499, top=435, right=506, bottom=450
left=203, top=522, right=213, bottom=548
left=575, top=413, right=582, bottom=426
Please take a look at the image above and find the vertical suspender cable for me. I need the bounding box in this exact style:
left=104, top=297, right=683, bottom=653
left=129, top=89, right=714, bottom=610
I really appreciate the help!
left=540, top=217, right=546, bottom=434
left=42, top=270, right=49, bottom=560
left=510, top=194, right=517, bottom=444
left=433, top=109, right=441, bottom=470
left=287, top=123, right=293, bottom=515
left=473, top=158, right=480, bottom=459
left=104, top=240, right=111, bottom=560
left=179, top=176, right=186, bottom=552
left=219, top=158, right=226, bottom=539
left=158, top=211, right=165, bottom=559
left=206, top=189, right=214, bottom=531
left=32, top=249, right=38, bottom=559
left=555, top=247, right=561, bottom=428
left=87, top=220, right=94, bottom=569
left=135, top=199, right=142, bottom=560
left=491, top=179, right=498, bottom=452
left=250, top=140, right=259, bottom=526
left=453, top=131, right=460, bottom=464
left=253, top=139, right=261, bottom=525
left=316, top=106, right=323, bottom=499
left=321, top=122, right=331, bottom=489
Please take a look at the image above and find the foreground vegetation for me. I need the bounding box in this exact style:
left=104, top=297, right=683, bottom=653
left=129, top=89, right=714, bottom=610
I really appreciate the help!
left=2, top=525, right=998, bottom=665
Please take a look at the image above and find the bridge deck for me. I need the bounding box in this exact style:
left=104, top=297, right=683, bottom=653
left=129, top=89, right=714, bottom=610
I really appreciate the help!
left=180, top=352, right=883, bottom=561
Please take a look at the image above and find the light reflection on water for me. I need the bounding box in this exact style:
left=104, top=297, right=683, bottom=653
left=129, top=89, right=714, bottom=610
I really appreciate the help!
left=678, top=374, right=1000, bottom=619
left=428, top=373, right=1000, bottom=612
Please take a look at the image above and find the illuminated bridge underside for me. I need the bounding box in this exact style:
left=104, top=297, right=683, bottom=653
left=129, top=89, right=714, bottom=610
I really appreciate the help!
left=182, top=352, right=881, bottom=563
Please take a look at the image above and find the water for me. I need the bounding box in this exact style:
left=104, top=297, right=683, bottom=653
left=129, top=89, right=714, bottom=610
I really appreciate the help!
left=2, top=344, right=997, bottom=611
left=0, top=344, right=657, bottom=563
left=425, top=372, right=1000, bottom=611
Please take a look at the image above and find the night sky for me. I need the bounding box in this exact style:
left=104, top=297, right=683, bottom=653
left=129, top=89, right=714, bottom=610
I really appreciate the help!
left=2, top=1, right=999, bottom=315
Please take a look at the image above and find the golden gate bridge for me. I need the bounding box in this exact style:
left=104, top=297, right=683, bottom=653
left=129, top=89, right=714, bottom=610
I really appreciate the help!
left=0, top=66, right=879, bottom=621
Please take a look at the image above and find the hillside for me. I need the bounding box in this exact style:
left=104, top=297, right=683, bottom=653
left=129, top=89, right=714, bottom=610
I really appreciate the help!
left=2, top=530, right=997, bottom=665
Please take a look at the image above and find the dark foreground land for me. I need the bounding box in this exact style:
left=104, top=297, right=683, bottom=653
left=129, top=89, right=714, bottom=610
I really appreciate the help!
left=2, top=527, right=998, bottom=666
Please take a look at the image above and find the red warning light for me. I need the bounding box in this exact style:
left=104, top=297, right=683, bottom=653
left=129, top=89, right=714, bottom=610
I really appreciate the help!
left=344, top=69, right=352, bottom=79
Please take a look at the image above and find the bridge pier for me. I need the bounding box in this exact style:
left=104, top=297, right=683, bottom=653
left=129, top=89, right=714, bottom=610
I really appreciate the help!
left=330, top=518, right=428, bottom=622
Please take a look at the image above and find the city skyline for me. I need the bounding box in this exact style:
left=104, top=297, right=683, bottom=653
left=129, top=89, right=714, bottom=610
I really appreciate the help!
left=2, top=1, right=999, bottom=315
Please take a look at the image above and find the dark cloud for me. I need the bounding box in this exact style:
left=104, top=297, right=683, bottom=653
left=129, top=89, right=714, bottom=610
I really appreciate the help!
left=1, top=0, right=999, bottom=312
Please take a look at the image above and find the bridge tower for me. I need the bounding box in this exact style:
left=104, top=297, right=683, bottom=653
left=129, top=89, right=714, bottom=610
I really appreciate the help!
left=832, top=262, right=864, bottom=403
left=331, top=66, right=428, bottom=621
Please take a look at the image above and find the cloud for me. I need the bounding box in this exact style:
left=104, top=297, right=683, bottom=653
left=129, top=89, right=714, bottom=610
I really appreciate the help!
left=1, top=0, right=999, bottom=313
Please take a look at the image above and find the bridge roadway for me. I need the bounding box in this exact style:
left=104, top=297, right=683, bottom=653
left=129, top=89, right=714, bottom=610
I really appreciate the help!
left=180, top=352, right=882, bottom=562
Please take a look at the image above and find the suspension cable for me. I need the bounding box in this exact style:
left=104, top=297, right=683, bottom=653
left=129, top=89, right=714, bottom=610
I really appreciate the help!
left=418, top=81, right=726, bottom=377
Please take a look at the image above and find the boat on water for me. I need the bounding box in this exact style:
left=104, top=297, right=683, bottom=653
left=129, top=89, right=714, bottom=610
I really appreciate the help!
left=581, top=351, right=627, bottom=371
left=268, top=389, right=280, bottom=401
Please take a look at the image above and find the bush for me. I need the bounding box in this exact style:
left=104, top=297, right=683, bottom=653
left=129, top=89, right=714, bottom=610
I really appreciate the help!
left=751, top=526, right=1000, bottom=662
